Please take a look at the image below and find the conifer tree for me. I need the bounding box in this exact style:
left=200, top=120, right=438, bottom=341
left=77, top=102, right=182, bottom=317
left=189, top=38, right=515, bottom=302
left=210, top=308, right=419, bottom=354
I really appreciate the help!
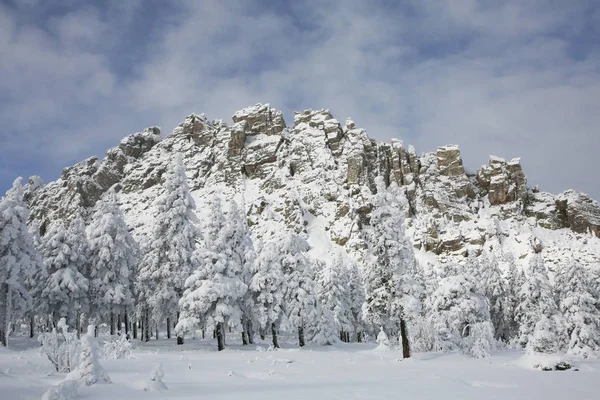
left=88, top=191, right=137, bottom=335
left=0, top=178, right=42, bottom=346
left=40, top=219, right=89, bottom=330
left=556, top=261, right=600, bottom=358
left=249, top=239, right=285, bottom=348
left=137, top=154, right=199, bottom=343
left=175, top=196, right=247, bottom=351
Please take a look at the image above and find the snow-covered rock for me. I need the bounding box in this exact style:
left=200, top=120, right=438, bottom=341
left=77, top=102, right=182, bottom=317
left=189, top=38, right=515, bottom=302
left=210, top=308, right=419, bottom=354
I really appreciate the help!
left=22, top=104, right=600, bottom=286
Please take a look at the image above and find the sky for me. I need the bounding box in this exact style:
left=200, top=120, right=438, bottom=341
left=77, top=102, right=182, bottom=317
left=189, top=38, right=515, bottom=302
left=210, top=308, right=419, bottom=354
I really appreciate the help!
left=1, top=0, right=599, bottom=200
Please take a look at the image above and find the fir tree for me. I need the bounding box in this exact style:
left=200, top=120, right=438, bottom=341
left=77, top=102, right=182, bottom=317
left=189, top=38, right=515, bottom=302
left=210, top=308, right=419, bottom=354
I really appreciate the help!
left=0, top=178, right=41, bottom=346
left=515, top=254, right=566, bottom=350
left=280, top=233, right=318, bottom=347
left=249, top=239, right=285, bottom=348
left=137, top=154, right=199, bottom=343
left=88, top=191, right=137, bottom=335
left=175, top=196, right=247, bottom=351
left=556, top=261, right=600, bottom=358
left=362, top=178, right=420, bottom=357
left=40, top=219, right=89, bottom=329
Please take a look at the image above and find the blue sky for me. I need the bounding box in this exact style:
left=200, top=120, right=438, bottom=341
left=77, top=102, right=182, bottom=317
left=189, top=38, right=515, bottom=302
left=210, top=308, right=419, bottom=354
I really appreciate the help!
left=1, top=0, right=599, bottom=200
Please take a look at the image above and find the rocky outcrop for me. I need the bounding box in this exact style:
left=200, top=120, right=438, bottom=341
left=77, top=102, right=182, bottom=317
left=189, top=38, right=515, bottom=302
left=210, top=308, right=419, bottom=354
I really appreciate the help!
left=22, top=103, right=600, bottom=273
left=477, top=156, right=527, bottom=206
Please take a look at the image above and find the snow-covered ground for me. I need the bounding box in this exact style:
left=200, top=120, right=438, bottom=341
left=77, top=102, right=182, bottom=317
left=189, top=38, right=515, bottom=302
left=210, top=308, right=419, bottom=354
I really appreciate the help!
left=1, top=336, right=598, bottom=400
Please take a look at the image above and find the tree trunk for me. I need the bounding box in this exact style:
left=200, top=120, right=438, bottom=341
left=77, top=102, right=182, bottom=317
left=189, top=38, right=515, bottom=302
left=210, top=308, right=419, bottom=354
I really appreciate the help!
left=29, top=314, right=35, bottom=339
left=0, top=284, right=8, bottom=347
left=144, top=311, right=150, bottom=342
left=357, top=332, right=362, bottom=343
left=124, top=312, right=129, bottom=338
left=272, top=323, right=280, bottom=349
left=400, top=318, right=411, bottom=359
left=75, top=312, right=81, bottom=339
left=110, top=312, right=115, bottom=336
left=202, top=328, right=205, bottom=339
left=247, top=320, right=254, bottom=344
left=166, top=317, right=171, bottom=339
left=242, top=330, right=248, bottom=345
left=117, top=313, right=122, bottom=335
left=155, top=324, right=159, bottom=340
left=133, top=318, right=138, bottom=339
left=216, top=322, right=225, bottom=351
left=298, top=326, right=305, bottom=347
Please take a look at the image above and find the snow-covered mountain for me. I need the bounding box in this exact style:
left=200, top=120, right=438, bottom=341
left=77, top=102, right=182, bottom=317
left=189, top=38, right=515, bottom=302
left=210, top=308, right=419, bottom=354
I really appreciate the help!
left=23, top=103, right=600, bottom=276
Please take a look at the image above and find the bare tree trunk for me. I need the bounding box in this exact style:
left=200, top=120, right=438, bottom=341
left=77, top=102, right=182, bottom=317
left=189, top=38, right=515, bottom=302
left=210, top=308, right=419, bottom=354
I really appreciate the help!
left=75, top=312, right=81, bottom=339
left=155, top=324, right=159, bottom=340
left=247, top=320, right=254, bottom=344
left=272, top=323, right=279, bottom=349
left=202, top=328, right=205, bottom=339
left=0, top=284, right=8, bottom=346
left=110, top=312, right=115, bottom=335
left=166, top=317, right=171, bottom=339
left=242, top=318, right=248, bottom=345
left=117, top=313, right=122, bottom=335
left=124, top=312, right=129, bottom=338
left=400, top=318, right=411, bottom=359
left=357, top=332, right=362, bottom=343
left=29, top=314, right=35, bottom=339
left=298, top=326, right=305, bottom=347
left=133, top=317, right=138, bottom=339
left=217, top=322, right=225, bottom=351
left=144, top=311, right=150, bottom=342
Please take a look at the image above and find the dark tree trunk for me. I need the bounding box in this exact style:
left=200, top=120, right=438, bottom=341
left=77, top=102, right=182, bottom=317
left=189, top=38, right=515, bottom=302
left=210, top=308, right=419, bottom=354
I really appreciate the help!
left=29, top=315, right=35, bottom=339
left=166, top=317, right=171, bottom=339
left=213, top=329, right=217, bottom=339
left=216, top=322, right=225, bottom=351
left=117, top=314, right=122, bottom=335
left=202, top=328, right=205, bottom=339
left=133, top=318, right=138, bottom=339
left=124, top=313, right=129, bottom=338
left=144, top=311, right=150, bottom=342
left=247, top=321, right=254, bottom=344
left=357, top=332, right=362, bottom=343
left=400, top=318, right=411, bottom=359
left=75, top=312, right=81, bottom=339
left=110, top=312, right=115, bottom=336
left=298, top=326, right=305, bottom=347
left=155, top=324, right=159, bottom=340
left=272, top=323, right=279, bottom=349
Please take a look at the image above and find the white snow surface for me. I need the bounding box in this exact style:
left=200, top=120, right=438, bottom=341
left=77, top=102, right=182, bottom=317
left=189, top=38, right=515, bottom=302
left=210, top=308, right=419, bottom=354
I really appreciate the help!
left=1, top=337, right=598, bottom=400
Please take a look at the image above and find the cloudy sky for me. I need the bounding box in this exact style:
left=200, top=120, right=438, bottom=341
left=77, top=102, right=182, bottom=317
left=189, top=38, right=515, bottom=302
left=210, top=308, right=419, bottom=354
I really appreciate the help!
left=1, top=0, right=599, bottom=200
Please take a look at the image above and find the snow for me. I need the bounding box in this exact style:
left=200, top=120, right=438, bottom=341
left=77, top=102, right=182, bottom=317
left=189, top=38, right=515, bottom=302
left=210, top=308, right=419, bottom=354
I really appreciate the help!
left=1, top=338, right=599, bottom=400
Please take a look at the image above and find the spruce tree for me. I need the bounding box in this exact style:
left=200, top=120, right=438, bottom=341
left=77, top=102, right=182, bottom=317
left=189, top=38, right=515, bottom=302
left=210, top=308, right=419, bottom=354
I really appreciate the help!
left=40, top=219, right=89, bottom=329
left=249, top=239, right=285, bottom=348
left=88, top=191, right=137, bottom=335
left=175, top=196, right=247, bottom=351
left=556, top=261, right=600, bottom=358
left=0, top=178, right=42, bottom=346
left=137, top=154, right=199, bottom=343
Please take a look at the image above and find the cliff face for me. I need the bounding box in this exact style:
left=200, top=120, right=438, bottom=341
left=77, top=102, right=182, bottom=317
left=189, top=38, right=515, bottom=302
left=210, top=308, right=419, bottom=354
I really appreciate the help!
left=24, top=103, right=600, bottom=273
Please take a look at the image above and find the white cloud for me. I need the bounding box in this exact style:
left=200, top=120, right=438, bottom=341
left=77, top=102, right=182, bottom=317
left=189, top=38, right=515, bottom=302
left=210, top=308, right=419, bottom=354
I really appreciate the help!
left=1, top=0, right=599, bottom=199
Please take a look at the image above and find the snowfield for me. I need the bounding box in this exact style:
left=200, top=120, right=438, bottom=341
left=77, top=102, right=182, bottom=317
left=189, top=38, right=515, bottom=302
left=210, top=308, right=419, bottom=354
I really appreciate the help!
left=1, top=337, right=598, bottom=400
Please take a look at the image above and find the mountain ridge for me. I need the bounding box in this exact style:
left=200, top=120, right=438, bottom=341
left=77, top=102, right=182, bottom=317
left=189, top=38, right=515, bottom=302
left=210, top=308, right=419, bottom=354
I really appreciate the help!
left=21, top=103, right=600, bottom=274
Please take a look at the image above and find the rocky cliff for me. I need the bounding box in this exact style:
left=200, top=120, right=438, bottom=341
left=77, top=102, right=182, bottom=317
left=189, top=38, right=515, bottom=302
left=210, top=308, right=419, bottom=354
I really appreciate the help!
left=23, top=104, right=600, bottom=274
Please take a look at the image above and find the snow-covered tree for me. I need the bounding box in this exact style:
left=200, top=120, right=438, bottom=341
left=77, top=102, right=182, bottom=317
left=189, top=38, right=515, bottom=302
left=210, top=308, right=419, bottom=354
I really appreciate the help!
left=313, top=252, right=353, bottom=344
left=515, top=254, right=566, bottom=350
left=0, top=178, right=41, bottom=346
left=471, top=252, right=509, bottom=341
left=137, top=154, right=199, bottom=342
left=25, top=220, right=48, bottom=338
left=347, top=260, right=366, bottom=342
left=67, top=325, right=111, bottom=386
left=88, top=191, right=137, bottom=335
left=280, top=233, right=318, bottom=347
left=175, top=196, right=247, bottom=351
left=40, top=219, right=89, bottom=329
left=248, top=239, right=285, bottom=348
left=226, top=200, right=256, bottom=345
left=427, top=263, right=495, bottom=358
left=362, top=178, right=420, bottom=357
left=556, top=261, right=600, bottom=358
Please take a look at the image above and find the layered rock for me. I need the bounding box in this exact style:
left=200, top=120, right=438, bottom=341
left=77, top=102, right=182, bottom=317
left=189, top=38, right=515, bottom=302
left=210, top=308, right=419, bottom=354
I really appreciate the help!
left=22, top=103, right=600, bottom=273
